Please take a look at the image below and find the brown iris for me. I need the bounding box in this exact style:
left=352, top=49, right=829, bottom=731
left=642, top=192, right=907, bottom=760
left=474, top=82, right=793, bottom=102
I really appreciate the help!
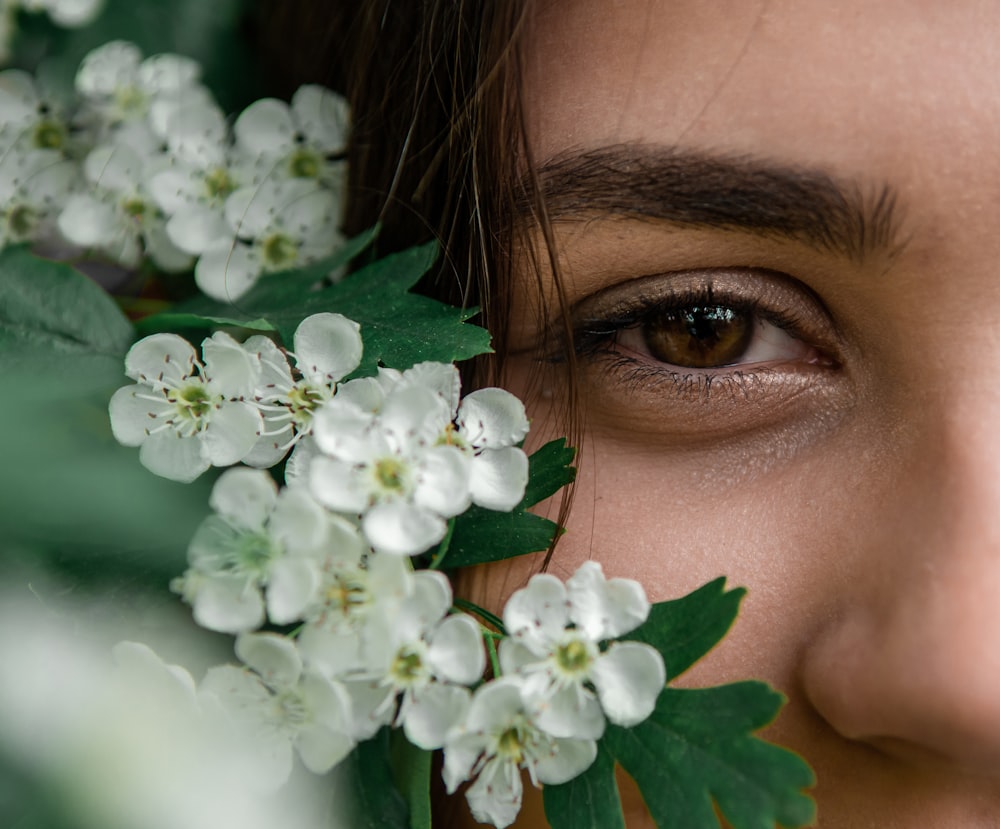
left=642, top=305, right=754, bottom=368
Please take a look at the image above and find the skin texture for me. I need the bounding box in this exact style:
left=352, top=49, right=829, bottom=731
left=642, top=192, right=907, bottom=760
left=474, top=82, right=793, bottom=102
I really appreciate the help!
left=461, top=0, right=1000, bottom=826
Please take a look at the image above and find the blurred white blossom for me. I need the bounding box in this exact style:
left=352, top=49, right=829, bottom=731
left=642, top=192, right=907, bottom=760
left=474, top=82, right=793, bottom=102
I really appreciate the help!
left=201, top=632, right=355, bottom=787
left=195, top=177, right=341, bottom=301
left=234, top=84, right=349, bottom=186
left=172, top=467, right=334, bottom=633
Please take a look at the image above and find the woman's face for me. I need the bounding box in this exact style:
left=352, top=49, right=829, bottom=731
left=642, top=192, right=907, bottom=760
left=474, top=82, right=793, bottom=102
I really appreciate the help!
left=469, top=0, right=1000, bottom=825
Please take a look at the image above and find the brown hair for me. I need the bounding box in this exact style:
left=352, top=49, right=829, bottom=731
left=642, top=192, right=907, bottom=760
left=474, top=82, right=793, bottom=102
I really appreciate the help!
left=257, top=3, right=576, bottom=825
left=258, top=0, right=579, bottom=555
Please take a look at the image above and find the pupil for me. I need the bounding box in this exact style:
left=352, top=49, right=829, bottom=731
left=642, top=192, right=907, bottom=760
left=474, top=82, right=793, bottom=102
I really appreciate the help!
left=643, top=305, right=754, bottom=368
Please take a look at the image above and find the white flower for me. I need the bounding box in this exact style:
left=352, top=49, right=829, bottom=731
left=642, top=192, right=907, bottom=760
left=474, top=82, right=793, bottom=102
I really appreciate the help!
left=75, top=40, right=209, bottom=133
left=341, top=570, right=485, bottom=747
left=0, top=69, right=74, bottom=155
left=148, top=100, right=262, bottom=256
left=387, top=361, right=531, bottom=511
left=201, top=633, right=355, bottom=788
left=500, top=561, right=665, bottom=737
left=295, top=531, right=413, bottom=678
left=0, top=146, right=77, bottom=247
left=172, top=467, right=333, bottom=633
left=308, top=382, right=472, bottom=556
left=242, top=313, right=363, bottom=467
left=442, top=677, right=597, bottom=829
left=108, top=332, right=263, bottom=482
left=233, top=85, right=349, bottom=186
left=194, top=177, right=341, bottom=301
left=58, top=142, right=192, bottom=270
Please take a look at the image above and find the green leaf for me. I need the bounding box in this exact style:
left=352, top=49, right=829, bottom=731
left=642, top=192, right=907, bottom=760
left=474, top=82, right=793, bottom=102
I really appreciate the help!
left=0, top=246, right=134, bottom=365
left=629, top=578, right=746, bottom=679
left=389, top=731, right=433, bottom=829
left=544, top=686, right=815, bottom=829
left=520, top=437, right=576, bottom=507
left=444, top=439, right=577, bottom=568
left=543, top=743, right=625, bottom=829
left=333, top=731, right=410, bottom=829
left=134, top=313, right=277, bottom=337
left=0, top=249, right=209, bottom=582
left=607, top=685, right=815, bottom=829
left=167, top=238, right=492, bottom=375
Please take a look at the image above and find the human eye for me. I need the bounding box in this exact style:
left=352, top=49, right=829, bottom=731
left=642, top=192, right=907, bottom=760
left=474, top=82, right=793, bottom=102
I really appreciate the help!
left=565, top=268, right=851, bottom=443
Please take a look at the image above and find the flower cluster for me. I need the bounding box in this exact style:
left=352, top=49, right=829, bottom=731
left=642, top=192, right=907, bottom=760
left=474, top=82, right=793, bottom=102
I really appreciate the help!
left=107, top=313, right=666, bottom=827
left=0, top=39, right=347, bottom=299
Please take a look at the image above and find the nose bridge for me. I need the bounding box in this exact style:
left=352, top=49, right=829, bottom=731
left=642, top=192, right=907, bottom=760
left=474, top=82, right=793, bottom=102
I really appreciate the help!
left=802, top=384, right=1000, bottom=770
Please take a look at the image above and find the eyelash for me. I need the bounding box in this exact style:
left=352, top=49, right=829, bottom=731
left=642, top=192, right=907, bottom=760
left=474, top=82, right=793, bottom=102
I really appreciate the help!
left=569, top=282, right=833, bottom=400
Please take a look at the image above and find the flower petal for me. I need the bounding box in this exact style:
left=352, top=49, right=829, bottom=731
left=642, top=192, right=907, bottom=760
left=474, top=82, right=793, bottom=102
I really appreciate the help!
left=567, top=561, right=650, bottom=640
left=209, top=466, right=277, bottom=530
left=165, top=205, right=230, bottom=255
left=532, top=685, right=605, bottom=741
left=267, top=557, right=319, bottom=624
left=363, top=500, right=446, bottom=556
left=403, top=684, right=471, bottom=750
left=139, top=431, right=209, bottom=482
left=534, top=736, right=597, bottom=786
left=293, top=312, right=363, bottom=384
left=466, top=757, right=522, bottom=829
left=414, top=444, right=471, bottom=518
left=427, top=613, right=485, bottom=686
left=109, top=384, right=165, bottom=446
left=234, top=98, right=295, bottom=157
left=124, top=332, right=196, bottom=384
left=235, top=632, right=302, bottom=689
left=591, top=641, right=666, bottom=727
left=290, top=85, right=349, bottom=154
left=201, top=401, right=262, bottom=466
left=308, top=455, right=368, bottom=512
left=191, top=573, right=265, bottom=633
left=469, top=446, right=528, bottom=512
left=503, top=574, right=570, bottom=650
left=194, top=238, right=260, bottom=302
left=295, top=721, right=354, bottom=774
left=202, top=330, right=261, bottom=398
left=458, top=387, right=529, bottom=449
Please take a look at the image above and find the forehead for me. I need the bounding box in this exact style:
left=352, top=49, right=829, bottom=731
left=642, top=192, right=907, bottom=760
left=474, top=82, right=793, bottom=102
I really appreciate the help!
left=522, top=0, right=1000, bottom=179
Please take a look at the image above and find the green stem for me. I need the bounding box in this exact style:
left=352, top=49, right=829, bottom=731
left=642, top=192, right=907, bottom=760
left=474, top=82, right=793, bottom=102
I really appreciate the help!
left=453, top=597, right=506, bottom=634
left=427, top=518, right=456, bottom=570
left=484, top=629, right=501, bottom=679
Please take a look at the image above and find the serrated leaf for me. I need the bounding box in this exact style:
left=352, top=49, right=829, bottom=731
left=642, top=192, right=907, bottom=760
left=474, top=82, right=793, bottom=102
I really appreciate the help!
left=333, top=731, right=410, bottom=829
left=544, top=685, right=814, bottom=829
left=629, top=578, right=746, bottom=679
left=542, top=743, right=625, bottom=829
left=0, top=246, right=134, bottom=364
left=444, top=439, right=576, bottom=568
left=389, top=731, right=432, bottom=829
left=607, top=685, right=815, bottom=829
left=167, top=239, right=492, bottom=375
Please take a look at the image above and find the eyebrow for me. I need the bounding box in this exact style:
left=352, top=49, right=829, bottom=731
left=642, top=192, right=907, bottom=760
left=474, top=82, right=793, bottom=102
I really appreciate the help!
left=517, top=145, right=902, bottom=262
